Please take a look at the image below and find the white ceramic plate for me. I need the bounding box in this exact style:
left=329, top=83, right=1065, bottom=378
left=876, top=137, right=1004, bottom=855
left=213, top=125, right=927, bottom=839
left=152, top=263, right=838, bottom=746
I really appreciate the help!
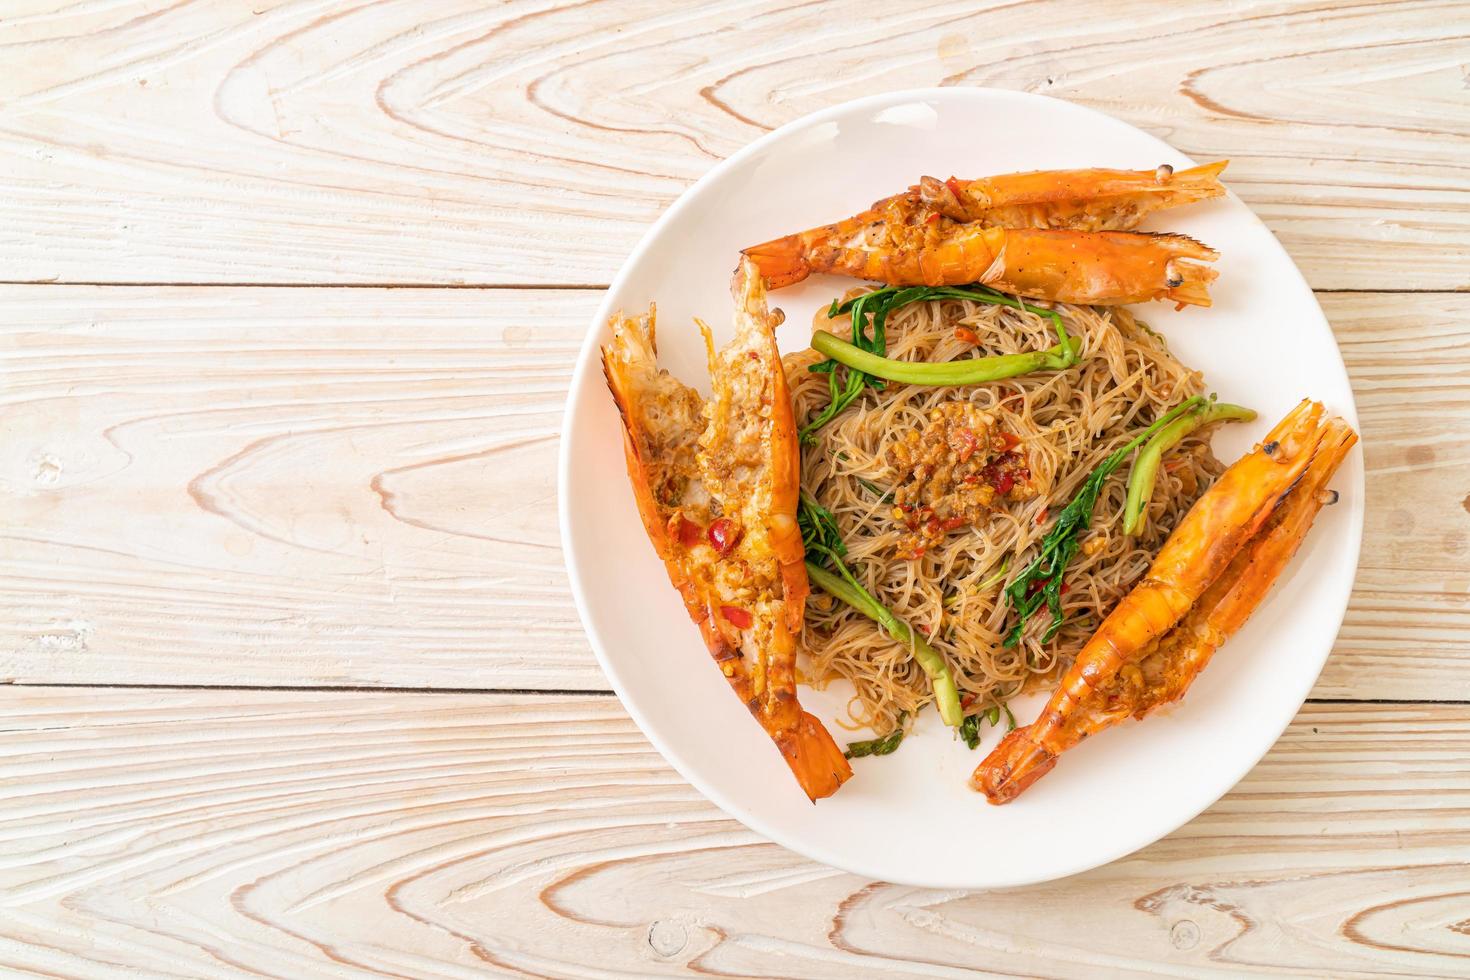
left=559, top=88, right=1362, bottom=888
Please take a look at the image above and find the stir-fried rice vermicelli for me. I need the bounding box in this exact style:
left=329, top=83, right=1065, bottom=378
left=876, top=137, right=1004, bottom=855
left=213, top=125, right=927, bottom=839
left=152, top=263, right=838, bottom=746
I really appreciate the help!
left=786, top=293, right=1225, bottom=733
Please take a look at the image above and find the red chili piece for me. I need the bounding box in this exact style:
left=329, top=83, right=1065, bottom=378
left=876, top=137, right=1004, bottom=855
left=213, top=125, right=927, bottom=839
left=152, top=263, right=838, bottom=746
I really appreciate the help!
left=953, top=426, right=978, bottom=463
left=677, top=516, right=703, bottom=548
left=954, top=326, right=979, bottom=345
left=720, top=605, right=752, bottom=629
left=707, top=518, right=742, bottom=557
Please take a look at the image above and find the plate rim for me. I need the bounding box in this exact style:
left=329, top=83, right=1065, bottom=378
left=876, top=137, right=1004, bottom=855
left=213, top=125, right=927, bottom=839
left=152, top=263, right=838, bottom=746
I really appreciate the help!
left=557, top=86, right=1364, bottom=888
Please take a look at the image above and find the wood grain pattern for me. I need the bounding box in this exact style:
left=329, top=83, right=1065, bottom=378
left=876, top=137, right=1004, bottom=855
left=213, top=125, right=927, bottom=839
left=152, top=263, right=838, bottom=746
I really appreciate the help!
left=2, top=0, right=1466, bottom=288
left=0, top=285, right=592, bottom=688
left=3, top=286, right=1465, bottom=696
left=3, top=4, right=1466, bottom=974
left=1320, top=291, right=1470, bottom=699
left=0, top=689, right=1465, bottom=979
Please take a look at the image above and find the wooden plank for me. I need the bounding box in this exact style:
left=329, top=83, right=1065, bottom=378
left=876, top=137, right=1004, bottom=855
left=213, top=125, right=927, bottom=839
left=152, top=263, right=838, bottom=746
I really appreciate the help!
left=0, top=689, right=1464, bottom=978
left=1, top=0, right=1465, bottom=289
left=0, top=285, right=599, bottom=689
left=1316, top=291, right=1470, bottom=699
left=3, top=286, right=1467, bottom=696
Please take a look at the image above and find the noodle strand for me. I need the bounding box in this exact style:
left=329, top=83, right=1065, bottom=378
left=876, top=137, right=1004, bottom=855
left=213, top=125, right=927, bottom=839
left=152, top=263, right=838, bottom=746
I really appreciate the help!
left=789, top=295, right=1221, bottom=733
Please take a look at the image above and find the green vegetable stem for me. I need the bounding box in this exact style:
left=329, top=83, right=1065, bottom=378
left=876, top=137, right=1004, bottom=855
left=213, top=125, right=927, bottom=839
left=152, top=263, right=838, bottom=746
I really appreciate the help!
left=1003, top=397, right=1208, bottom=646
left=799, top=492, right=963, bottom=727
left=799, top=285, right=1079, bottom=444
left=1123, top=401, right=1256, bottom=536
left=810, top=329, right=1078, bottom=386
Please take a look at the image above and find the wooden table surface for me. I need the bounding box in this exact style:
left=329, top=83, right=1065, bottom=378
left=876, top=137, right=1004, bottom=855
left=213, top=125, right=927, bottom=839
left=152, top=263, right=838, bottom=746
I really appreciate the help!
left=3, top=2, right=1467, bottom=976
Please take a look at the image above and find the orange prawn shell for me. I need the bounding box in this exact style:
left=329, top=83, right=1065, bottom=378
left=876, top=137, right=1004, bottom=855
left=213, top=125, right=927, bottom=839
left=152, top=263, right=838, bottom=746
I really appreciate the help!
left=742, top=161, right=1227, bottom=305
left=601, top=321, right=710, bottom=635
left=974, top=400, right=1355, bottom=804
left=600, top=270, right=851, bottom=802
left=1038, top=401, right=1329, bottom=734
left=737, top=264, right=810, bottom=634
left=931, top=160, right=1229, bottom=228
left=744, top=220, right=1219, bottom=307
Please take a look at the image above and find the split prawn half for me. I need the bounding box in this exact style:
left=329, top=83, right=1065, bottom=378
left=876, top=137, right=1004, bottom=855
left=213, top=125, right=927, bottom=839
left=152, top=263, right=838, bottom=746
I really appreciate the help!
left=913, top=160, right=1228, bottom=231
left=743, top=161, right=1227, bottom=307
left=973, top=399, right=1357, bottom=804
left=601, top=257, right=852, bottom=801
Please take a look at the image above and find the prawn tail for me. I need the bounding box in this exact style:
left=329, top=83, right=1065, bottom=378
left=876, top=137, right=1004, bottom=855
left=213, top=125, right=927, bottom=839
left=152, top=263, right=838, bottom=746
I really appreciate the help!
left=778, top=710, right=854, bottom=802
left=742, top=233, right=815, bottom=289
left=1171, top=159, right=1230, bottom=192
left=970, top=727, right=1057, bottom=805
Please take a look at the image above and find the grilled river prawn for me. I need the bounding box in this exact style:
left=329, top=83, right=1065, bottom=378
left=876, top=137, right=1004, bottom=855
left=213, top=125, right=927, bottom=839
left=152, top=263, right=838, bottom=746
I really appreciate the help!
left=972, top=400, right=1357, bottom=804
left=743, top=162, right=1225, bottom=306
left=914, top=161, right=1228, bottom=230
left=602, top=258, right=851, bottom=801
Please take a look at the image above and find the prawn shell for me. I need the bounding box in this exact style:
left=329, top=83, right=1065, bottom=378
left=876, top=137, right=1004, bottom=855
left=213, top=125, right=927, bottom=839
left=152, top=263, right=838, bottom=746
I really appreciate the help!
left=925, top=160, right=1229, bottom=230
left=742, top=161, right=1227, bottom=305
left=973, top=400, right=1356, bottom=803
left=601, top=266, right=851, bottom=802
